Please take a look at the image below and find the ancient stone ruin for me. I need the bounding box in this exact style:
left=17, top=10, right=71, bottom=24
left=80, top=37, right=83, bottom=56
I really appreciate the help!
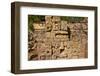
left=28, top=16, right=88, bottom=60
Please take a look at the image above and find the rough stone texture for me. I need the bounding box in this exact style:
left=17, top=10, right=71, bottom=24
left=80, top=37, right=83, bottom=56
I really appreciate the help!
left=28, top=16, right=88, bottom=60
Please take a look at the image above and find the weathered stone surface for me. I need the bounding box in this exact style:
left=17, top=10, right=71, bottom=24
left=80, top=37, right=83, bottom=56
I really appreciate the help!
left=28, top=16, right=88, bottom=60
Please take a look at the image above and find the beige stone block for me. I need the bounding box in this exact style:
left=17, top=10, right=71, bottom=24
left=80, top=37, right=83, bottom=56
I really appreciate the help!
left=71, top=55, right=79, bottom=59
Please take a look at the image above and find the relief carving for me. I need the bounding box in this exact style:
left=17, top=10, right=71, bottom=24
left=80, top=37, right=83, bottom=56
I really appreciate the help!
left=28, top=16, right=88, bottom=60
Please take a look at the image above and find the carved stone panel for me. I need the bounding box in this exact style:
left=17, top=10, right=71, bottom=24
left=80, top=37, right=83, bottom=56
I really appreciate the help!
left=28, top=15, right=88, bottom=60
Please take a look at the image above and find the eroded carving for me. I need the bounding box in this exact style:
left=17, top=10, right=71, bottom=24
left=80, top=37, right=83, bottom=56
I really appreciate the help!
left=28, top=16, right=88, bottom=60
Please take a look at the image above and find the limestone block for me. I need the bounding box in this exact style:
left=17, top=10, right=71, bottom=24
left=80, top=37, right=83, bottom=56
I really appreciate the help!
left=61, top=21, right=68, bottom=30
left=82, top=23, right=88, bottom=30
left=52, top=16, right=61, bottom=22
left=71, top=55, right=79, bottom=59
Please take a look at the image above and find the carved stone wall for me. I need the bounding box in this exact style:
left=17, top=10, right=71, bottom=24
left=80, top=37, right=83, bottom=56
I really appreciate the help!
left=28, top=16, right=88, bottom=60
